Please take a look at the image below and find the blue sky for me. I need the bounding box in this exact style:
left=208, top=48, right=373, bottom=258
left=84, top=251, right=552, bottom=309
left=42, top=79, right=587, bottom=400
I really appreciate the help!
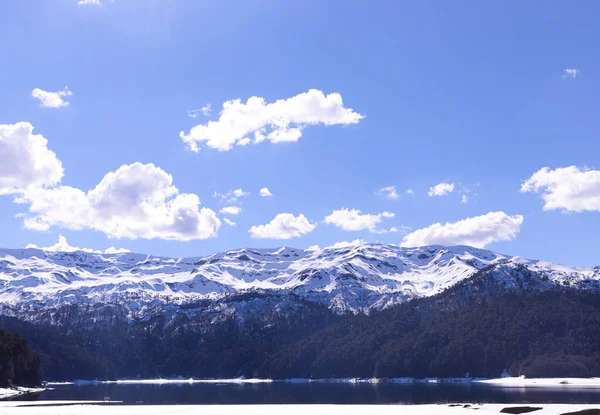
left=1, top=0, right=599, bottom=265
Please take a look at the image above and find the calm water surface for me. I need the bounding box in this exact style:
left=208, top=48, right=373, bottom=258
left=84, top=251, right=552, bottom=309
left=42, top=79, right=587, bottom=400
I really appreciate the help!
left=16, top=383, right=600, bottom=405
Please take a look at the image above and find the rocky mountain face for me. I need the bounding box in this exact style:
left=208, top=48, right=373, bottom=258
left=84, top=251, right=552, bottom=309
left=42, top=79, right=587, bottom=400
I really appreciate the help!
left=1, top=243, right=598, bottom=324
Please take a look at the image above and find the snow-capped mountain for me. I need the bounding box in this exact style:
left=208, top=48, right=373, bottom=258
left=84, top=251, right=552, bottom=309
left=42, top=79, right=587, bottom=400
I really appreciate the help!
left=1, top=243, right=599, bottom=322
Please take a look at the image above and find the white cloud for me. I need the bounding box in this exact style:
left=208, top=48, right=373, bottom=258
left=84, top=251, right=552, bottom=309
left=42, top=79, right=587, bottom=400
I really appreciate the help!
left=324, top=208, right=395, bottom=233
left=214, top=188, right=250, bottom=203
left=376, top=186, right=399, bottom=200
left=305, top=244, right=321, bottom=252
left=249, top=213, right=316, bottom=239
left=180, top=89, right=364, bottom=151
left=428, top=182, right=455, bottom=197
left=187, top=109, right=200, bottom=119
left=405, top=189, right=414, bottom=195
left=78, top=0, right=101, bottom=5
left=259, top=187, right=273, bottom=197
left=563, top=69, right=579, bottom=79
left=16, top=162, right=221, bottom=241
left=457, top=182, right=479, bottom=204
left=0, top=122, right=64, bottom=195
left=220, top=206, right=242, bottom=215
left=104, top=246, right=131, bottom=254
left=401, top=211, right=524, bottom=248
left=26, top=235, right=129, bottom=254
left=31, top=87, right=72, bottom=108
left=188, top=105, right=211, bottom=119
left=26, top=235, right=99, bottom=253
left=520, top=166, right=600, bottom=212
left=223, top=217, right=236, bottom=227
left=325, top=239, right=365, bottom=250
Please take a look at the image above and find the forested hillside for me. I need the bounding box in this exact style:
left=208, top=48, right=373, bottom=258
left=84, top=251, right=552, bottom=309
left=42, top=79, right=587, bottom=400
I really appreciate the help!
left=260, top=290, right=600, bottom=379
left=0, top=329, right=42, bottom=387
left=2, top=288, right=600, bottom=381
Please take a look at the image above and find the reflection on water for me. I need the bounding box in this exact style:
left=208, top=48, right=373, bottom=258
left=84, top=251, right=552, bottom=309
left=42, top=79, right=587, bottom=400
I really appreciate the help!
left=18, top=382, right=600, bottom=405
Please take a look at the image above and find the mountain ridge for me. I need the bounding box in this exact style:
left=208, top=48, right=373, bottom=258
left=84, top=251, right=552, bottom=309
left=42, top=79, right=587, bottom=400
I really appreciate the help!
left=1, top=243, right=598, bottom=321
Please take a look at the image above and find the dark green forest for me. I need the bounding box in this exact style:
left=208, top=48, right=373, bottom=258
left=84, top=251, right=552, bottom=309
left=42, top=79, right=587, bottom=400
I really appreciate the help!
left=260, top=290, right=600, bottom=379
left=2, top=289, right=600, bottom=381
left=0, top=329, right=42, bottom=387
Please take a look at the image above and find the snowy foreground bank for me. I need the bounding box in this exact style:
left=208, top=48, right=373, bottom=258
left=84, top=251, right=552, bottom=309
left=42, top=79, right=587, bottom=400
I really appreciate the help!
left=0, top=387, right=45, bottom=399
left=46, top=376, right=600, bottom=388
left=1, top=403, right=600, bottom=415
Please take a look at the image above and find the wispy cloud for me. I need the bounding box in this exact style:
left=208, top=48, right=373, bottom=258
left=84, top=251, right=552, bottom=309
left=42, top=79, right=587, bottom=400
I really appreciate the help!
left=376, top=186, right=399, bottom=200
left=562, top=68, right=579, bottom=79
left=31, top=87, right=72, bottom=108
left=223, top=218, right=236, bottom=227
left=188, top=105, right=212, bottom=118
left=187, top=109, right=200, bottom=119
left=213, top=188, right=250, bottom=204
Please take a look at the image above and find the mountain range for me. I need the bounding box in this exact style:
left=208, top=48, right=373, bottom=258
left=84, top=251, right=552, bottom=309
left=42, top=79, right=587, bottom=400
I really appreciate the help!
left=1, top=243, right=599, bottom=319
left=0, top=243, right=599, bottom=381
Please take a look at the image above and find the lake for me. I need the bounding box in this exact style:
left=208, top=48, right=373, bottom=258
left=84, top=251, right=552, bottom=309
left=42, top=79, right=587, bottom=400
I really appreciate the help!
left=15, top=382, right=600, bottom=405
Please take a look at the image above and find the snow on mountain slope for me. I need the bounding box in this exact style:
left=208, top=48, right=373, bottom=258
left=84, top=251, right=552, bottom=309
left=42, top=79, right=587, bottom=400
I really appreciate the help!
left=0, top=243, right=598, bottom=319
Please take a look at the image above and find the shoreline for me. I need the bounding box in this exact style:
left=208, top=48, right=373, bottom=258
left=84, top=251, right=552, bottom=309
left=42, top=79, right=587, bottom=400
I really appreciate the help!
left=45, top=376, right=600, bottom=388
left=0, top=403, right=600, bottom=414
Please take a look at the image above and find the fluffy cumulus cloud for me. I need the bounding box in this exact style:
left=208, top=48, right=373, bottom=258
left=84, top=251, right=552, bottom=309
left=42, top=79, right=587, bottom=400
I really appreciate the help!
left=179, top=89, right=364, bottom=151
left=324, top=208, right=396, bottom=233
left=563, top=68, right=579, bottom=79
left=428, top=182, right=455, bottom=197
left=220, top=206, right=242, bottom=215
left=16, top=162, right=221, bottom=241
left=520, top=166, right=600, bottom=212
left=401, top=211, right=524, bottom=248
left=0, top=122, right=64, bottom=195
left=26, top=235, right=130, bottom=254
left=249, top=213, right=316, bottom=239
left=31, top=87, right=72, bottom=108
left=259, top=187, right=273, bottom=197
left=376, top=186, right=399, bottom=200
